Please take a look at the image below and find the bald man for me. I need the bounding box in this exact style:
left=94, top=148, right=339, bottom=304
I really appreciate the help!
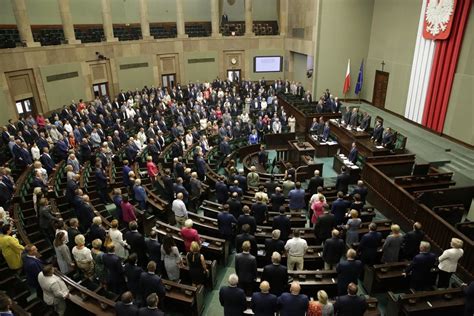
left=277, top=281, right=309, bottom=316
left=251, top=281, right=277, bottom=316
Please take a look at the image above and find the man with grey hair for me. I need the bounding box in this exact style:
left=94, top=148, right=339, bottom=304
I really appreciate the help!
left=219, top=273, right=246, bottom=315
left=262, top=252, right=288, bottom=296
left=251, top=281, right=278, bottom=316
left=264, top=229, right=284, bottom=264
left=403, top=241, right=437, bottom=290
left=138, top=293, right=164, bottom=316
left=37, top=265, right=69, bottom=316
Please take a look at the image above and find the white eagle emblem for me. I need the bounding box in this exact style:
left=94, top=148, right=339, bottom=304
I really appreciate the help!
left=425, top=0, right=455, bottom=36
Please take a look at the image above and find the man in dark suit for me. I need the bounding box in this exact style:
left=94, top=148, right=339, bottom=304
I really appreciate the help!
left=227, top=192, right=242, bottom=219
left=251, top=195, right=268, bottom=225
left=217, top=204, right=237, bottom=242
left=115, top=291, right=139, bottom=316
left=124, top=221, right=148, bottom=267
left=371, top=119, right=384, bottom=143
left=335, top=167, right=350, bottom=194
left=358, top=112, right=371, bottom=131
left=382, top=127, right=395, bottom=149
left=348, top=142, right=358, bottom=164
left=235, top=241, right=257, bottom=296
left=237, top=206, right=256, bottom=234
left=264, top=230, right=285, bottom=264
left=463, top=281, right=474, bottom=316
left=403, top=241, right=437, bottom=290
left=359, top=222, right=382, bottom=265
left=277, top=281, right=309, bottom=316
left=139, top=261, right=166, bottom=303
left=401, top=222, right=425, bottom=259
left=138, top=293, right=164, bottom=316
left=331, top=192, right=351, bottom=225
left=161, top=169, right=174, bottom=203
left=336, top=249, right=363, bottom=295
left=334, top=283, right=368, bottom=316
left=314, top=204, right=336, bottom=244
left=270, top=187, right=285, bottom=212
left=272, top=206, right=291, bottom=241
left=307, top=170, right=324, bottom=196
left=22, top=245, right=44, bottom=297
left=251, top=281, right=278, bottom=316
left=351, top=180, right=368, bottom=203
left=95, top=162, right=109, bottom=204
left=195, top=152, right=206, bottom=181
left=219, top=274, right=246, bottom=316
left=145, top=231, right=161, bottom=266
left=262, top=252, right=288, bottom=296
left=102, top=244, right=126, bottom=294
left=323, top=229, right=345, bottom=270
left=40, top=147, right=55, bottom=175
left=235, top=224, right=257, bottom=257
left=219, top=137, right=231, bottom=156
left=215, top=176, right=229, bottom=204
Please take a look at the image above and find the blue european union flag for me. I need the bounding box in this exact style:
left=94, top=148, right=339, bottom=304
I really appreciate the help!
left=355, top=60, right=364, bottom=95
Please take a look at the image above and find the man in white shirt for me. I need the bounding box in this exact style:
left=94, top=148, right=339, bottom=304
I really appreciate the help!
left=37, top=265, right=69, bottom=316
left=284, top=230, right=308, bottom=271
left=172, top=192, right=188, bottom=228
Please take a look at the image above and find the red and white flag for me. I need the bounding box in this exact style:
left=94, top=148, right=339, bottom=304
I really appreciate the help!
left=343, top=59, right=351, bottom=94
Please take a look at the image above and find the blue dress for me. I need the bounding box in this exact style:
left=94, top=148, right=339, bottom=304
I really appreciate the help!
left=346, top=218, right=362, bottom=245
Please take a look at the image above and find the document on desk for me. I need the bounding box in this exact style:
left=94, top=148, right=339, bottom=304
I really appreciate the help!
left=375, top=146, right=384, bottom=149
left=350, top=165, right=359, bottom=169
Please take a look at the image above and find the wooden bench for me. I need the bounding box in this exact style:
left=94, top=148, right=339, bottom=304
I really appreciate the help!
left=387, top=288, right=464, bottom=316
left=161, top=279, right=205, bottom=316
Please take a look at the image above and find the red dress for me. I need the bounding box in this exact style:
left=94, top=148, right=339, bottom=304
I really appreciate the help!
left=147, top=161, right=159, bottom=178
left=180, top=227, right=200, bottom=252
left=311, top=201, right=325, bottom=224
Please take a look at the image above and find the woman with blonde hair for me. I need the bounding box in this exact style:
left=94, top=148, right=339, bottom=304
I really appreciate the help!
left=146, top=156, right=159, bottom=185
left=307, top=290, right=334, bottom=316
left=381, top=224, right=403, bottom=263
left=91, top=239, right=106, bottom=285
left=186, top=241, right=208, bottom=286
left=108, top=219, right=128, bottom=259
left=345, top=210, right=361, bottom=246
left=437, top=237, right=464, bottom=288
left=71, top=234, right=94, bottom=279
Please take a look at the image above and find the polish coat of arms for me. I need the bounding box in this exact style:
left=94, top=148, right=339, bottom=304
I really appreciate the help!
left=423, top=0, right=456, bottom=40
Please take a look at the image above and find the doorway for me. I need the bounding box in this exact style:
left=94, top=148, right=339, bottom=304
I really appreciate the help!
left=372, top=70, right=389, bottom=108
left=93, top=82, right=109, bottom=98
left=162, top=74, right=176, bottom=89
left=15, top=98, right=35, bottom=117
left=227, top=69, right=241, bottom=82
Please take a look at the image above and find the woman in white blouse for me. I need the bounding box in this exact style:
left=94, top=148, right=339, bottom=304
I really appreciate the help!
left=72, top=234, right=94, bottom=279
left=30, top=143, right=40, bottom=161
left=108, top=219, right=129, bottom=259
left=437, top=238, right=464, bottom=288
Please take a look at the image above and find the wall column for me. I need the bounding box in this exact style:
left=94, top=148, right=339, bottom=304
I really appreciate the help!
left=176, top=0, right=188, bottom=38
left=139, top=0, right=153, bottom=40
left=57, top=0, right=80, bottom=44
left=10, top=0, right=40, bottom=47
left=210, top=0, right=221, bottom=37
left=278, top=0, right=288, bottom=36
left=244, top=0, right=254, bottom=36
left=100, top=0, right=118, bottom=42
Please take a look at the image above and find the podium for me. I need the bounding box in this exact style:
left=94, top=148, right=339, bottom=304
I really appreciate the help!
left=288, top=140, right=315, bottom=165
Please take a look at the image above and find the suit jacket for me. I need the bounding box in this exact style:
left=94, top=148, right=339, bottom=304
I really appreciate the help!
left=40, top=154, right=55, bottom=174
left=89, top=224, right=106, bottom=243
left=102, top=253, right=125, bottom=292
left=227, top=198, right=242, bottom=219
left=145, top=239, right=161, bottom=263
left=277, top=293, right=309, bottom=316
left=359, top=231, right=383, bottom=265
left=334, top=295, right=368, bottom=316
left=401, top=230, right=425, bottom=259
left=336, top=260, right=363, bottom=294
left=335, top=172, right=350, bottom=194
left=219, top=286, right=246, bottom=316
left=23, top=255, right=44, bottom=289
left=270, top=193, right=286, bottom=212
left=359, top=116, right=371, bottom=131
left=406, top=252, right=437, bottom=283
left=272, top=215, right=291, bottom=241
left=251, top=292, right=278, bottom=316
left=348, top=148, right=358, bottom=164
left=237, top=214, right=256, bottom=234
left=262, top=263, right=288, bottom=296
left=139, top=272, right=166, bottom=301
left=217, top=212, right=237, bottom=238
left=323, top=237, right=345, bottom=264
left=215, top=181, right=229, bottom=204
left=372, top=125, right=383, bottom=143
left=314, top=213, right=336, bottom=241
left=124, top=263, right=144, bottom=296
left=264, top=239, right=284, bottom=260
left=351, top=186, right=368, bottom=203
left=124, top=231, right=148, bottom=265
left=251, top=203, right=267, bottom=225
left=331, top=198, right=351, bottom=225
left=307, top=176, right=324, bottom=195
left=95, top=168, right=108, bottom=189
left=288, top=189, right=306, bottom=210
left=235, top=252, right=257, bottom=283
left=115, top=302, right=139, bottom=316
left=235, top=233, right=257, bottom=257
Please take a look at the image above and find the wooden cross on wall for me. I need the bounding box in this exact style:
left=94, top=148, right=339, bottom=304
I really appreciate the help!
left=381, top=60, right=386, bottom=72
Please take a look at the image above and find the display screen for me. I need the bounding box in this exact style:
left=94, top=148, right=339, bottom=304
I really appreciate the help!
left=254, top=56, right=283, bottom=73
